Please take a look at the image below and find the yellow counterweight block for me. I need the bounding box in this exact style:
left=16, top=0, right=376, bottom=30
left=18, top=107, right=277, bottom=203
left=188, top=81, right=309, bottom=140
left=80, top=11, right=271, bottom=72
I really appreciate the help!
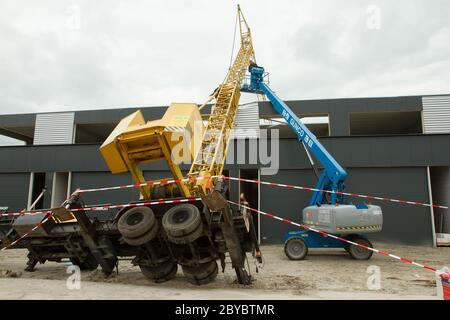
left=100, top=103, right=204, bottom=199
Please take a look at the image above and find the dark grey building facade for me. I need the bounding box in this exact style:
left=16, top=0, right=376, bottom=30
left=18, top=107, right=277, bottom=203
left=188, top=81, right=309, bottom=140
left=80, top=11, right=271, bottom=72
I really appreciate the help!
left=1, top=94, right=449, bottom=246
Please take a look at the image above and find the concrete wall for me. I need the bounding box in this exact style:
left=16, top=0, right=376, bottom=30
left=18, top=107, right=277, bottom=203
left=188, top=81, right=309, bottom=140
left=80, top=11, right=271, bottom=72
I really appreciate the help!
left=1, top=135, right=450, bottom=173
left=0, top=133, right=447, bottom=245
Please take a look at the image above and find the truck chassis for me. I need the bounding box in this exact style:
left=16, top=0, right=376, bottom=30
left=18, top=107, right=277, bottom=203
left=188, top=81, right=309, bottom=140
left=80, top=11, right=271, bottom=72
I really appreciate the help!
left=0, top=188, right=260, bottom=285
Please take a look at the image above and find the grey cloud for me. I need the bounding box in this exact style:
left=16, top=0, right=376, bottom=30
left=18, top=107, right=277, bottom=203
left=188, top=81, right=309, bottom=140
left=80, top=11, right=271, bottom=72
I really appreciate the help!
left=0, top=0, right=449, bottom=115
left=282, top=0, right=450, bottom=99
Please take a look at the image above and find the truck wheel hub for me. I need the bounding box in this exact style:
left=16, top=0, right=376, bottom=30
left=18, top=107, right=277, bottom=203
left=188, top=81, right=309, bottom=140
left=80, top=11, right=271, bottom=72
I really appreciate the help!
left=127, top=212, right=144, bottom=226
left=172, top=210, right=189, bottom=224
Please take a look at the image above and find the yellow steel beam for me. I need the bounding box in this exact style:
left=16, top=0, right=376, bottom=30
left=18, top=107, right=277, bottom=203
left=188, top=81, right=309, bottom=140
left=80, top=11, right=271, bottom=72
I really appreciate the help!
left=156, top=134, right=192, bottom=197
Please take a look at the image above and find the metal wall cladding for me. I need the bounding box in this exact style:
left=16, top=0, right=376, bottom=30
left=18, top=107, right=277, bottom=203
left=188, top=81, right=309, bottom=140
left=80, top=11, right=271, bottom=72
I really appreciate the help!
left=231, top=102, right=260, bottom=139
left=423, top=95, right=450, bottom=134
left=33, top=112, right=75, bottom=145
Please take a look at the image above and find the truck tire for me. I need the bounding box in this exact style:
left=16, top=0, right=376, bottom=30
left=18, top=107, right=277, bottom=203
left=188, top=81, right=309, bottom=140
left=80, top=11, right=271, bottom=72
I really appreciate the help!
left=139, top=260, right=178, bottom=283
left=122, top=223, right=159, bottom=246
left=347, top=238, right=373, bottom=260
left=166, top=223, right=203, bottom=244
left=70, top=253, right=99, bottom=271
left=162, top=204, right=202, bottom=238
left=182, top=260, right=218, bottom=285
left=118, top=207, right=156, bottom=239
left=284, top=237, right=308, bottom=260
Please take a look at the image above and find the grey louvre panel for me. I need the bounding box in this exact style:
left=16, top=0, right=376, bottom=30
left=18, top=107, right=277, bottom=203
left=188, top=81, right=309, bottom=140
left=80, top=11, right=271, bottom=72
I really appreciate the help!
left=231, top=102, right=260, bottom=139
left=423, top=95, right=450, bottom=134
left=33, top=112, right=75, bottom=145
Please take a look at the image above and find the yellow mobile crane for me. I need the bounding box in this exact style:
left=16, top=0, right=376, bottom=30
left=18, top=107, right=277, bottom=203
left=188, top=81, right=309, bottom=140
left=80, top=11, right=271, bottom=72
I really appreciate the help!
left=98, top=5, right=260, bottom=284
left=1, top=6, right=259, bottom=285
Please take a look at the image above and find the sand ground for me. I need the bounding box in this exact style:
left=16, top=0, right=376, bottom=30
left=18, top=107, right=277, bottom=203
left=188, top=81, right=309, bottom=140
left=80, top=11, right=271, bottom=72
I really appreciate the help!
left=0, top=243, right=449, bottom=300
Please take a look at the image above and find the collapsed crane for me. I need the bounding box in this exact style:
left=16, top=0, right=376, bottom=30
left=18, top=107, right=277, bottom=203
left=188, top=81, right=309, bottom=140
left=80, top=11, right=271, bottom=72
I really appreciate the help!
left=98, top=5, right=259, bottom=284
left=0, top=6, right=260, bottom=286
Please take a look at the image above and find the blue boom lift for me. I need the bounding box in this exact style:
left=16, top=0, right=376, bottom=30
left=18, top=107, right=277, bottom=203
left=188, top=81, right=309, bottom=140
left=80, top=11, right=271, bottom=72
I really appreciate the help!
left=242, top=65, right=383, bottom=260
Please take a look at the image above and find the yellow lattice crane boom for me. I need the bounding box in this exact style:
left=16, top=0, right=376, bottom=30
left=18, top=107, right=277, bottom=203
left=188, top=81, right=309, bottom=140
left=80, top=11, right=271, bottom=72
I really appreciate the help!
left=188, top=6, right=255, bottom=194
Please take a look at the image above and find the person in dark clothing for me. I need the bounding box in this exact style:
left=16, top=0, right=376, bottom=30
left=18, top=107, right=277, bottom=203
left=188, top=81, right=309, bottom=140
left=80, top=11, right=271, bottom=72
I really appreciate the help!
left=248, top=59, right=258, bottom=72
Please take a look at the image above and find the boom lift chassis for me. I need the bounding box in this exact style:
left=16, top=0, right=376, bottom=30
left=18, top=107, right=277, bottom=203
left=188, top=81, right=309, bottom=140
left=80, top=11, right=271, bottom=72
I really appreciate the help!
left=242, top=65, right=383, bottom=261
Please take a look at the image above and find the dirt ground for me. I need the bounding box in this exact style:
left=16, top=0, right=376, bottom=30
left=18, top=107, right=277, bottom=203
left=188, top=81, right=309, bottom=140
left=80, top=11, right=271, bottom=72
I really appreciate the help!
left=0, top=243, right=449, bottom=300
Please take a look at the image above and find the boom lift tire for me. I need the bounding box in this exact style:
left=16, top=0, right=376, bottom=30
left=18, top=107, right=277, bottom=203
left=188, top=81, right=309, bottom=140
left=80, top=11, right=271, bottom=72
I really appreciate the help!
left=284, top=237, right=308, bottom=260
left=70, top=253, right=99, bottom=271
left=139, top=260, right=178, bottom=283
left=182, top=260, right=218, bottom=285
left=162, top=204, right=203, bottom=243
left=118, top=207, right=156, bottom=239
left=347, top=237, right=373, bottom=260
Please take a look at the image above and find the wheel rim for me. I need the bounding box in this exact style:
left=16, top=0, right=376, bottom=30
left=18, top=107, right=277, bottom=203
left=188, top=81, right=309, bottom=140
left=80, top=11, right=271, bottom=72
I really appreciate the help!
left=355, top=246, right=366, bottom=254
left=288, top=240, right=305, bottom=258
left=126, top=212, right=144, bottom=226
left=351, top=241, right=371, bottom=258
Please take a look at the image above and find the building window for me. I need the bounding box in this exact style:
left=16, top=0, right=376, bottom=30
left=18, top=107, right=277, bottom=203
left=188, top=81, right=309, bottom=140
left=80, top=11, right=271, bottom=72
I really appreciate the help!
left=0, top=135, right=26, bottom=146
left=260, top=114, right=330, bottom=138
left=74, top=124, right=117, bottom=144
left=349, top=111, right=423, bottom=136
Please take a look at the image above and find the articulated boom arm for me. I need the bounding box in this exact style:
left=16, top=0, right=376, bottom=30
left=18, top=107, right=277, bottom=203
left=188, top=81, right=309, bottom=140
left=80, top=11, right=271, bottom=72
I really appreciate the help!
left=243, top=66, right=347, bottom=205
left=188, top=5, right=255, bottom=194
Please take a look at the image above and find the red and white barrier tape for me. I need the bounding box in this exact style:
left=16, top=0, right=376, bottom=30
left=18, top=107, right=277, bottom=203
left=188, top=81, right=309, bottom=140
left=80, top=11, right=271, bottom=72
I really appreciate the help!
left=70, top=197, right=201, bottom=212
left=223, top=176, right=450, bottom=210
left=0, top=193, right=439, bottom=273
left=2, top=174, right=449, bottom=217
left=0, top=198, right=201, bottom=217
left=0, top=209, right=52, bottom=218
left=76, top=174, right=450, bottom=211
left=77, top=176, right=220, bottom=193
left=0, top=197, right=202, bottom=251
left=228, top=200, right=437, bottom=273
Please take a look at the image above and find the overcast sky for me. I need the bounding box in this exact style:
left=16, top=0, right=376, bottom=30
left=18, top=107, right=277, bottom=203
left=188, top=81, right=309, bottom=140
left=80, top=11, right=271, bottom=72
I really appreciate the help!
left=1, top=0, right=450, bottom=115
